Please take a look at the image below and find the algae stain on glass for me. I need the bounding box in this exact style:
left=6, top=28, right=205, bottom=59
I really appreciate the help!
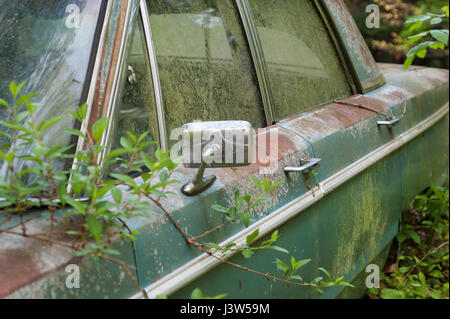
left=0, top=0, right=102, bottom=178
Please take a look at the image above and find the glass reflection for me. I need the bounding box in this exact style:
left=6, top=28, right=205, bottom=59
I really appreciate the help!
left=248, top=0, right=352, bottom=120
left=147, top=0, right=266, bottom=141
left=0, top=0, right=102, bottom=175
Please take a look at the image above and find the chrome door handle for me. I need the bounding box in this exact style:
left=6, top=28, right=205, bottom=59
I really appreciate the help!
left=127, top=65, right=137, bottom=84
left=284, top=158, right=321, bottom=174
left=377, top=117, right=400, bottom=128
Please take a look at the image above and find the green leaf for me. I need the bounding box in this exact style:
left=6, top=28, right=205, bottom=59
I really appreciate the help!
left=430, top=270, right=444, bottom=278
left=403, top=55, right=415, bottom=69
left=396, top=232, right=407, bottom=245
left=241, top=249, right=254, bottom=259
left=92, top=117, right=109, bottom=143
left=274, top=258, right=290, bottom=276
left=211, top=205, right=228, bottom=214
left=267, top=245, right=289, bottom=254
left=238, top=211, right=251, bottom=228
left=429, top=42, right=445, bottom=50
left=65, top=128, right=86, bottom=139
left=159, top=170, right=168, bottom=183
left=405, top=14, right=431, bottom=24
left=111, top=187, right=122, bottom=204
left=290, top=275, right=303, bottom=281
left=234, top=189, right=243, bottom=211
left=338, top=282, right=355, bottom=288
left=430, top=29, right=449, bottom=45
left=405, top=229, right=421, bottom=244
left=399, top=266, right=410, bottom=274
left=103, top=248, right=120, bottom=256
left=246, top=228, right=259, bottom=246
left=111, top=173, right=136, bottom=187
left=406, top=32, right=428, bottom=46
left=443, top=5, right=449, bottom=17
left=39, top=116, right=64, bottom=132
left=9, top=81, right=17, bottom=97
left=205, top=242, right=221, bottom=250
left=0, top=98, right=9, bottom=108
left=75, top=249, right=92, bottom=256
left=430, top=17, right=443, bottom=25
left=105, top=148, right=129, bottom=160
left=409, top=20, right=423, bottom=32
left=127, top=131, right=137, bottom=144
left=295, top=258, right=311, bottom=271
left=262, top=178, right=270, bottom=192
left=380, top=289, right=406, bottom=299
left=65, top=197, right=86, bottom=215
left=250, top=177, right=262, bottom=191
left=318, top=267, right=331, bottom=281
left=87, top=214, right=103, bottom=242
left=208, top=293, right=227, bottom=300
left=120, top=137, right=133, bottom=150
left=191, top=288, right=203, bottom=299
left=406, top=41, right=435, bottom=60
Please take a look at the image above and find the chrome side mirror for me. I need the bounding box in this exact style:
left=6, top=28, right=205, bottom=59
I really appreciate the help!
left=180, top=121, right=254, bottom=196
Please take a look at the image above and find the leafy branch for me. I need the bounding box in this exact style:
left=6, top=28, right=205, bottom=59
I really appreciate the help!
left=403, top=5, right=449, bottom=69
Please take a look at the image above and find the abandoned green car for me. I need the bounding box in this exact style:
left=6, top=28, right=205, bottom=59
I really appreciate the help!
left=0, top=0, right=448, bottom=299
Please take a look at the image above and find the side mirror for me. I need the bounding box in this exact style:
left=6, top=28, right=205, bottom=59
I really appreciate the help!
left=180, top=120, right=254, bottom=196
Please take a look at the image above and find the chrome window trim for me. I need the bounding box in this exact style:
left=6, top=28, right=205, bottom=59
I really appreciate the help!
left=131, top=102, right=449, bottom=299
left=139, top=0, right=168, bottom=153
left=313, top=0, right=357, bottom=94
left=236, top=0, right=275, bottom=126
left=100, top=0, right=139, bottom=166
left=236, top=0, right=359, bottom=124
left=70, top=0, right=114, bottom=180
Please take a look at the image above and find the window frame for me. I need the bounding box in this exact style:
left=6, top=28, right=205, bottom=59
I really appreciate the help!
left=94, top=0, right=375, bottom=168
left=237, top=0, right=357, bottom=124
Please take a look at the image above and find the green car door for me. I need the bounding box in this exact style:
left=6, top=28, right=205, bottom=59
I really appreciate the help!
left=1, top=0, right=448, bottom=299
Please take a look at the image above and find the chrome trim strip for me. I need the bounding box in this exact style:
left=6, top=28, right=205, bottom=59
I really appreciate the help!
left=131, top=102, right=449, bottom=299
left=140, top=0, right=168, bottom=153
left=101, top=0, right=137, bottom=164
left=71, top=0, right=114, bottom=174
left=236, top=0, right=275, bottom=125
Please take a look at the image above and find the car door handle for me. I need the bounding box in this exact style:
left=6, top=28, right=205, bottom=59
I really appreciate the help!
left=377, top=117, right=400, bottom=128
left=284, top=158, right=321, bottom=174
left=127, top=65, right=137, bottom=84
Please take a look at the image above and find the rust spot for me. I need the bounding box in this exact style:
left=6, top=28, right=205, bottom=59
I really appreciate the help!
left=326, top=0, right=376, bottom=68
left=87, top=0, right=131, bottom=146
left=214, top=128, right=299, bottom=186
left=0, top=249, right=42, bottom=298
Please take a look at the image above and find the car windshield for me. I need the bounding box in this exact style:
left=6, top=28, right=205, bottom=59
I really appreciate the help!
left=0, top=0, right=102, bottom=179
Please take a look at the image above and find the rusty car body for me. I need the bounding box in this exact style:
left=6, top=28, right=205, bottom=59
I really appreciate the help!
left=0, top=0, right=448, bottom=298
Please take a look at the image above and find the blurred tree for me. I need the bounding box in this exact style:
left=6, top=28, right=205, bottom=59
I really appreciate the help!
left=345, top=0, right=449, bottom=69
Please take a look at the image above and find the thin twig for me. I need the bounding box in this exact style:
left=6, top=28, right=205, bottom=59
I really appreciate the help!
left=405, top=241, right=449, bottom=277
left=190, top=219, right=233, bottom=241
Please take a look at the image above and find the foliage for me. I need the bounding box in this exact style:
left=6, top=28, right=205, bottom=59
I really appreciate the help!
left=0, top=81, right=181, bottom=264
left=345, top=0, right=449, bottom=69
left=368, top=178, right=449, bottom=299
left=205, top=177, right=353, bottom=293
left=1, top=82, right=351, bottom=297
left=403, top=5, right=449, bottom=69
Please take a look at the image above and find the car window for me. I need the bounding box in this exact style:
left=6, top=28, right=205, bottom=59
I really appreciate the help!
left=248, top=0, right=352, bottom=121
left=109, top=13, right=159, bottom=164
left=0, top=0, right=103, bottom=174
left=147, top=0, right=266, bottom=143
